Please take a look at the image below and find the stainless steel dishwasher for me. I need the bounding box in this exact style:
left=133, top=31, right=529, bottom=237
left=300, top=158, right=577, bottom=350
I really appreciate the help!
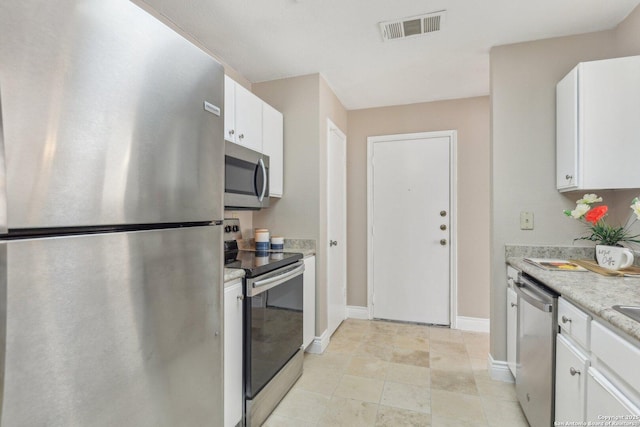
left=514, top=272, right=559, bottom=427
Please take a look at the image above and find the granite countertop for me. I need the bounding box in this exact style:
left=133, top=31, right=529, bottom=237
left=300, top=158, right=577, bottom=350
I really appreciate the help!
left=224, top=268, right=245, bottom=284
left=236, top=238, right=316, bottom=258
left=507, top=257, right=640, bottom=343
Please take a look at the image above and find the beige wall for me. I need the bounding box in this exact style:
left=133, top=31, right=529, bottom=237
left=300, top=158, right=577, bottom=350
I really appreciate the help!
left=490, top=5, right=640, bottom=361
left=347, top=97, right=491, bottom=319
left=252, top=74, right=348, bottom=337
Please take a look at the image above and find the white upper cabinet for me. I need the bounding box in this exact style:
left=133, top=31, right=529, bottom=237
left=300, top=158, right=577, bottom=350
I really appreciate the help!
left=224, top=76, right=237, bottom=144
left=224, top=75, right=284, bottom=198
left=224, top=76, right=263, bottom=153
left=556, top=55, right=640, bottom=192
left=262, top=102, right=284, bottom=198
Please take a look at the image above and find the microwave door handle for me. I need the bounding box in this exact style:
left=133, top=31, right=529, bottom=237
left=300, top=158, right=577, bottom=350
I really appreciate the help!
left=258, top=158, right=267, bottom=202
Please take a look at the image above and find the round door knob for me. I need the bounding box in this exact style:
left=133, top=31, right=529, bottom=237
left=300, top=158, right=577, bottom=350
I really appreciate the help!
left=565, top=174, right=572, bottom=180
left=561, top=315, right=572, bottom=324
left=237, top=294, right=244, bottom=301
left=440, top=239, right=447, bottom=246
left=569, top=367, right=581, bottom=376
left=440, top=211, right=447, bottom=217
left=511, top=302, right=517, bottom=308
left=238, top=134, right=245, bottom=140
left=330, top=240, right=338, bottom=247
left=440, top=224, right=447, bottom=231
left=229, top=129, right=235, bottom=135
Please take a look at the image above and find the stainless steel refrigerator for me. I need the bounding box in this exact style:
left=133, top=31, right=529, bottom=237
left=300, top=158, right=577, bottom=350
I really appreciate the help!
left=0, top=1, right=225, bottom=425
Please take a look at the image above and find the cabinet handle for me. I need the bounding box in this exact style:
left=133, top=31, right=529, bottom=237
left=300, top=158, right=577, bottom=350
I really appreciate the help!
left=238, top=134, right=245, bottom=140
left=440, top=239, right=447, bottom=246
left=569, top=367, right=581, bottom=376
left=565, top=174, right=572, bottom=180
left=229, top=129, right=235, bottom=136
left=561, top=315, right=572, bottom=324
left=237, top=294, right=244, bottom=301
left=511, top=302, right=517, bottom=308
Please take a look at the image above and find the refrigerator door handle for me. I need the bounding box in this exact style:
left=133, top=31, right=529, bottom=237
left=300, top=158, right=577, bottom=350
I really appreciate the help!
left=0, top=86, right=7, bottom=234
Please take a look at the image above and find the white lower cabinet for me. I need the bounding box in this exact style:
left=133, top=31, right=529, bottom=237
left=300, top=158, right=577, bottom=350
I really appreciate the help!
left=554, top=299, right=640, bottom=424
left=586, top=367, right=640, bottom=420
left=506, top=286, right=518, bottom=378
left=224, top=279, right=243, bottom=427
left=555, top=334, right=589, bottom=423
left=303, top=256, right=316, bottom=350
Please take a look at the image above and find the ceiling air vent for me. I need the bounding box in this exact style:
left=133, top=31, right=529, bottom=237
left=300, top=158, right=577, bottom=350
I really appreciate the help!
left=379, top=10, right=446, bottom=42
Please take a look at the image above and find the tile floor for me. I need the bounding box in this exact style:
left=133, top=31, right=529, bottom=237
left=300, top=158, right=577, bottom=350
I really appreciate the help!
left=264, top=319, right=529, bottom=427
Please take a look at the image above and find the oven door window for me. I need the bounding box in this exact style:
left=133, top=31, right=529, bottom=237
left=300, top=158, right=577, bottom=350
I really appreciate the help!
left=245, top=273, right=303, bottom=398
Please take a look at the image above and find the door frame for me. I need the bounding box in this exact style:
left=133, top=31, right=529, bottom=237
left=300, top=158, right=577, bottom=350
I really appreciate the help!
left=366, top=130, right=458, bottom=328
left=326, top=118, right=347, bottom=337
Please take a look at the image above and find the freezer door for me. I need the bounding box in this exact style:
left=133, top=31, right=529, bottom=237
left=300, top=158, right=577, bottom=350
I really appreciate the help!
left=0, top=226, right=223, bottom=426
left=0, top=0, right=224, bottom=229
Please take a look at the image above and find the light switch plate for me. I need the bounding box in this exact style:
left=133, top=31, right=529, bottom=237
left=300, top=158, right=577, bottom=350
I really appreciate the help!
left=520, top=211, right=534, bottom=230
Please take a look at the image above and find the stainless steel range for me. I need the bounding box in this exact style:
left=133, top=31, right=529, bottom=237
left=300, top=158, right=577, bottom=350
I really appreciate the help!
left=224, top=219, right=304, bottom=427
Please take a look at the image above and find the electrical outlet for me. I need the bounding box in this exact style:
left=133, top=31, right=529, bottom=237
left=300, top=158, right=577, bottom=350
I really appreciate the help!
left=520, top=212, right=534, bottom=230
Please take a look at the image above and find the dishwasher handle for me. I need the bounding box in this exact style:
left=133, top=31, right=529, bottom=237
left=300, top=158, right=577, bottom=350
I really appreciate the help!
left=514, top=276, right=554, bottom=313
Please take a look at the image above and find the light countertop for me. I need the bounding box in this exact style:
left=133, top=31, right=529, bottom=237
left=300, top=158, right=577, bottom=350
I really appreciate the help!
left=224, top=268, right=245, bottom=284
left=507, top=257, right=640, bottom=343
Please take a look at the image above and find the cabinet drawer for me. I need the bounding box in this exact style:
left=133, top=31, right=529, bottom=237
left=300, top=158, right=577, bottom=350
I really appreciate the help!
left=591, top=320, right=640, bottom=393
left=558, top=297, right=591, bottom=349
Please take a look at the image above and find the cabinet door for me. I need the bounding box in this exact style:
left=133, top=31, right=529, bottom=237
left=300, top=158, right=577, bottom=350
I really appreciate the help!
left=556, top=66, right=578, bottom=191
left=303, top=256, right=316, bottom=350
left=224, top=76, right=236, bottom=143
left=506, top=286, right=518, bottom=377
left=234, top=83, right=263, bottom=153
left=555, top=334, right=589, bottom=423
left=580, top=56, right=640, bottom=190
left=262, top=103, right=284, bottom=197
left=586, top=367, right=640, bottom=420
left=224, top=280, right=243, bottom=427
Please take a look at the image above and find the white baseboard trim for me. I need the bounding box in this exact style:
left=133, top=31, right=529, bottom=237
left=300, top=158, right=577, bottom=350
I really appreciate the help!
left=347, top=306, right=370, bottom=320
left=488, top=353, right=515, bottom=383
left=455, top=316, right=490, bottom=333
left=305, top=329, right=330, bottom=354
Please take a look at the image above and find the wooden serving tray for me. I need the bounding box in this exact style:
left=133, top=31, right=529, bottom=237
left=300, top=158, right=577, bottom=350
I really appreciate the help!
left=570, top=259, right=640, bottom=277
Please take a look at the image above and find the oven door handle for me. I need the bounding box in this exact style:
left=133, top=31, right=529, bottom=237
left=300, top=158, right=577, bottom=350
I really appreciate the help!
left=250, top=262, right=305, bottom=296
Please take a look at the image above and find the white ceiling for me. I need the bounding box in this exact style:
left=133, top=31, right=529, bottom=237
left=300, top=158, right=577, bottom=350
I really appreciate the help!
left=143, top=0, right=640, bottom=110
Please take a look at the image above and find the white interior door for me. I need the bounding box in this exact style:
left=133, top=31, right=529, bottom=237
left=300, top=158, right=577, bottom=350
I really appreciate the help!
left=370, top=132, right=453, bottom=325
left=327, top=120, right=347, bottom=337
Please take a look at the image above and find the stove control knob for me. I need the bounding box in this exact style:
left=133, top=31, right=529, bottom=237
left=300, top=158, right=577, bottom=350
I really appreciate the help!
left=224, top=226, right=232, bottom=233
left=232, top=225, right=240, bottom=232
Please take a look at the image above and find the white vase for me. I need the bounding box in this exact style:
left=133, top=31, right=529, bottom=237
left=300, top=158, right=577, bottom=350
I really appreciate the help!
left=595, top=245, right=634, bottom=271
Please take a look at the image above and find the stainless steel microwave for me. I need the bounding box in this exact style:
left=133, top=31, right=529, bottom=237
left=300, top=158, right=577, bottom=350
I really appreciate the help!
left=224, top=142, right=270, bottom=210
